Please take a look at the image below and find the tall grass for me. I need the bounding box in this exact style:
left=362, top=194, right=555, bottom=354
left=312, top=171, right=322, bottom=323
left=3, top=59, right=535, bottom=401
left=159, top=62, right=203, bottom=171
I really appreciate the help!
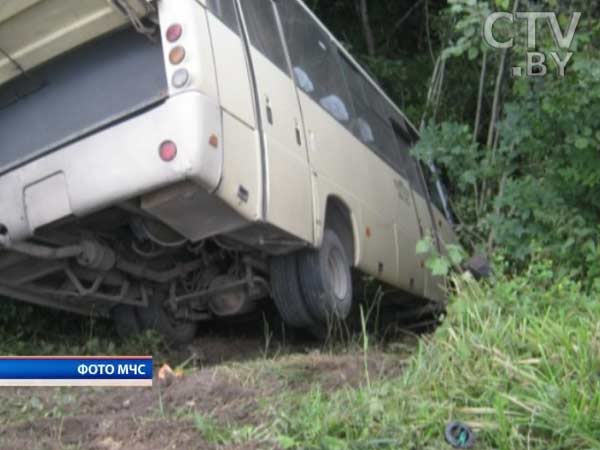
left=272, top=259, right=600, bottom=449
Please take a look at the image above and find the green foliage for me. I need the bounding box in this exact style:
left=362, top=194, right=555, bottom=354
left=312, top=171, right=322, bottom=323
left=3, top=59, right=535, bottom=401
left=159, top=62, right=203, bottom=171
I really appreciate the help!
left=412, top=0, right=600, bottom=282
left=444, top=0, right=493, bottom=61
left=417, top=234, right=467, bottom=276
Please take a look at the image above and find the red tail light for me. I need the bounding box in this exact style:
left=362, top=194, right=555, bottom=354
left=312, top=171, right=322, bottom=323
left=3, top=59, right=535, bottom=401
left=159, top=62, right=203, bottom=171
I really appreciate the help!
left=159, top=141, right=177, bottom=162
left=166, top=24, right=183, bottom=43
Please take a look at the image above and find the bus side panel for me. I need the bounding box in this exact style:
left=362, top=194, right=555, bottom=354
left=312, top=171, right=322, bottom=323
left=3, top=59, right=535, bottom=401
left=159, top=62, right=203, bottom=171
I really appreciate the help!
left=427, top=206, right=454, bottom=302
left=410, top=193, right=440, bottom=299
left=206, top=10, right=264, bottom=226
left=206, top=15, right=255, bottom=128
left=432, top=207, right=456, bottom=249
left=215, top=110, right=262, bottom=221
left=309, top=170, right=363, bottom=266
left=395, top=188, right=426, bottom=295
left=249, top=50, right=314, bottom=244
left=300, top=94, right=401, bottom=287
left=360, top=206, right=399, bottom=286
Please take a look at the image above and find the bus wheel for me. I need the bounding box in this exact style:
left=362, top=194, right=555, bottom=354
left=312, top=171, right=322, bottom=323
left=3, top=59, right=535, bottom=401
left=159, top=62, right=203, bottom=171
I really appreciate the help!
left=111, top=305, right=143, bottom=340
left=270, top=253, right=317, bottom=329
left=136, top=296, right=197, bottom=346
left=298, top=229, right=353, bottom=324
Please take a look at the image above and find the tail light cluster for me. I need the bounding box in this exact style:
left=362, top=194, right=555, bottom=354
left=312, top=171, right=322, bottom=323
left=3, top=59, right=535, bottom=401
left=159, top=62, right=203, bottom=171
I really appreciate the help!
left=165, top=23, right=189, bottom=89
left=158, top=24, right=187, bottom=162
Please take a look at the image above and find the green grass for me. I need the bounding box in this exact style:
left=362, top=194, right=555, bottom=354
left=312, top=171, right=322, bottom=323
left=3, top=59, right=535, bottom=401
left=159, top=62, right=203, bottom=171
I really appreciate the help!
left=267, top=260, right=600, bottom=450
left=0, top=297, right=169, bottom=357
left=1, top=259, right=598, bottom=450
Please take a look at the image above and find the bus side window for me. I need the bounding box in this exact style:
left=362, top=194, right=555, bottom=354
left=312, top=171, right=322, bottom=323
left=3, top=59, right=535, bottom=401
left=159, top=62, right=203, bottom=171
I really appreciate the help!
left=278, top=1, right=353, bottom=125
left=390, top=118, right=422, bottom=190
left=207, top=0, right=240, bottom=34
left=340, top=53, right=400, bottom=172
left=240, top=0, right=289, bottom=74
left=421, top=163, right=453, bottom=221
left=391, top=121, right=452, bottom=222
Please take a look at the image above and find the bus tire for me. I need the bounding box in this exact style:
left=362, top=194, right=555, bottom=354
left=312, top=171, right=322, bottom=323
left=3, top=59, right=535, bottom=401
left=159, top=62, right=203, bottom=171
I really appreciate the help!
left=136, top=296, right=197, bottom=347
left=111, top=305, right=142, bottom=340
left=270, top=253, right=317, bottom=328
left=298, top=229, right=353, bottom=324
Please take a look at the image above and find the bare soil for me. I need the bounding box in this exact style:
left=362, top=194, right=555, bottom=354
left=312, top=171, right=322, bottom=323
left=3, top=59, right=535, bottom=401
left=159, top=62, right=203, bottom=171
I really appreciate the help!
left=0, top=328, right=411, bottom=450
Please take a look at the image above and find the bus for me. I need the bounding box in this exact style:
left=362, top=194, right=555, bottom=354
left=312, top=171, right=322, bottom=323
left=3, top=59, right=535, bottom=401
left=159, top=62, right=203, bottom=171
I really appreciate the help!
left=0, top=0, right=456, bottom=344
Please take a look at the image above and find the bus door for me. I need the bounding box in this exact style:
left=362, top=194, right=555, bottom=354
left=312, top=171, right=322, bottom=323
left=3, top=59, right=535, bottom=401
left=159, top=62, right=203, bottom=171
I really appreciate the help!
left=237, top=0, right=313, bottom=243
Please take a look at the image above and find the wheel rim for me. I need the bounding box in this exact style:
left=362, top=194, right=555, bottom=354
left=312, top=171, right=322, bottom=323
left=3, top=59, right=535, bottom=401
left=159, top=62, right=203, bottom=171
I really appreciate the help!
left=327, top=247, right=349, bottom=302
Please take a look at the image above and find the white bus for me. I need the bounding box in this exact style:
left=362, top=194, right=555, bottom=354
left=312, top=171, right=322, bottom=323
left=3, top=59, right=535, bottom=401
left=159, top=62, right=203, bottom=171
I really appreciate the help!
left=0, top=0, right=456, bottom=344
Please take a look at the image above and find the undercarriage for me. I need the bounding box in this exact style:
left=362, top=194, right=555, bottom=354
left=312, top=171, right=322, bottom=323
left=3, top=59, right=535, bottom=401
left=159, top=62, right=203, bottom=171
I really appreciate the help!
left=0, top=202, right=271, bottom=327
left=0, top=200, right=447, bottom=346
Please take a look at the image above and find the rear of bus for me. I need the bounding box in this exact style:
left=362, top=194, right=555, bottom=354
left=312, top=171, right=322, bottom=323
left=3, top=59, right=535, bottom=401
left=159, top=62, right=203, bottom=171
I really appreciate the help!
left=0, top=0, right=227, bottom=247
left=0, top=0, right=273, bottom=328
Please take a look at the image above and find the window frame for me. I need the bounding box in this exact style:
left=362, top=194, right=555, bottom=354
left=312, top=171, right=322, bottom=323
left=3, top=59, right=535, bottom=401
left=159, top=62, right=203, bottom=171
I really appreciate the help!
left=206, top=0, right=241, bottom=34
left=239, top=0, right=291, bottom=75
left=421, top=162, right=455, bottom=225
left=275, top=2, right=424, bottom=179
left=276, top=0, right=355, bottom=127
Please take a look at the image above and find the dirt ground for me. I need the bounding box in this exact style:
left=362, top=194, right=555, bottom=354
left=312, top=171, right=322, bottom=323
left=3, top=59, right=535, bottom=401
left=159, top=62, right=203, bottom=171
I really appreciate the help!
left=0, top=324, right=412, bottom=450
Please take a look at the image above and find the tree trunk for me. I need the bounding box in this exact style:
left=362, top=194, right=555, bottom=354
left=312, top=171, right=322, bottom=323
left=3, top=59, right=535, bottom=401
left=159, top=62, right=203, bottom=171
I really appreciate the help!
left=359, top=0, right=376, bottom=57
left=486, top=0, right=520, bottom=149
left=473, top=50, right=488, bottom=143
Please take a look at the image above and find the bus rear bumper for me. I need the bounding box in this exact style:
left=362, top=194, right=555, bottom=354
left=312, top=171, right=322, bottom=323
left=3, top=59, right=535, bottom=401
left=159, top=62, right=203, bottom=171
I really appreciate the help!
left=0, top=91, right=223, bottom=245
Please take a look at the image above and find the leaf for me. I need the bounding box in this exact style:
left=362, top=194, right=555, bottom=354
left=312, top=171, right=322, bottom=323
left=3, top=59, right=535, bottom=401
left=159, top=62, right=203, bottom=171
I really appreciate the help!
left=426, top=257, right=451, bottom=277
left=468, top=46, right=479, bottom=60
left=447, top=245, right=466, bottom=266
left=460, top=170, right=477, bottom=186
left=575, top=137, right=589, bottom=149
left=416, top=239, right=432, bottom=255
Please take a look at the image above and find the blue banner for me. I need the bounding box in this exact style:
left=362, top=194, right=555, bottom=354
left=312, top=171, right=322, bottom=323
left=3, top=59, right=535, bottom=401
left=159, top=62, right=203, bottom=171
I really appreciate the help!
left=0, top=357, right=153, bottom=380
